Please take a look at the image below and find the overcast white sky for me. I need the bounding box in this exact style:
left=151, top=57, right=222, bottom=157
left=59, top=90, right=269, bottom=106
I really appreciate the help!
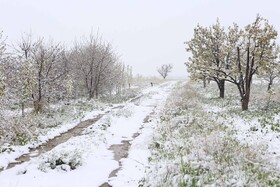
left=1, top=0, right=280, bottom=77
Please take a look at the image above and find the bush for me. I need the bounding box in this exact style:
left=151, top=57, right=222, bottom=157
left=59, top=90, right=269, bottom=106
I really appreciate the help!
left=38, top=149, right=82, bottom=172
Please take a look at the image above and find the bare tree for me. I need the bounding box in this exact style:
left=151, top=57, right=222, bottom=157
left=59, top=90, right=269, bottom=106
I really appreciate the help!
left=4, top=37, right=70, bottom=113
left=32, top=39, right=68, bottom=112
left=70, top=33, right=120, bottom=99
left=157, top=64, right=173, bottom=79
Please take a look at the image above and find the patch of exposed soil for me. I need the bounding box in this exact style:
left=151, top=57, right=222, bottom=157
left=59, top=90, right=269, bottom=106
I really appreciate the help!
left=0, top=104, right=128, bottom=173
left=99, top=182, right=112, bottom=187
left=100, top=111, right=154, bottom=187
left=0, top=115, right=104, bottom=173
left=0, top=94, right=144, bottom=173
left=99, top=139, right=133, bottom=187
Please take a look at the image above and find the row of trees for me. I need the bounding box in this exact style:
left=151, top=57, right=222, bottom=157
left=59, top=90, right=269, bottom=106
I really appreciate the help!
left=185, top=15, right=279, bottom=110
left=0, top=32, right=132, bottom=115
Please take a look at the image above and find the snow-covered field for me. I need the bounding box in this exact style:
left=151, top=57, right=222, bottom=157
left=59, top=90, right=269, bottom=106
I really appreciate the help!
left=2, top=79, right=279, bottom=187
left=0, top=81, right=179, bottom=187
left=142, top=80, right=280, bottom=186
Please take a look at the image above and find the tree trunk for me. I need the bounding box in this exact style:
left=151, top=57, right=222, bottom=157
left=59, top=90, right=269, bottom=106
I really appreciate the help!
left=21, top=102, right=25, bottom=117
left=35, top=66, right=43, bottom=113
left=214, top=79, right=225, bottom=98
left=267, top=78, right=273, bottom=91
left=267, top=82, right=272, bottom=91
left=94, top=87, right=99, bottom=99
left=203, top=77, right=206, bottom=88
left=219, top=80, right=225, bottom=98
left=89, top=94, right=93, bottom=100
left=34, top=99, right=43, bottom=113
left=242, top=95, right=249, bottom=111
left=89, top=89, right=95, bottom=100
left=242, top=88, right=251, bottom=111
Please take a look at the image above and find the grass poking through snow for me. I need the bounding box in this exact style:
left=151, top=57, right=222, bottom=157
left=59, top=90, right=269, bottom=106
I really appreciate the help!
left=143, top=80, right=280, bottom=186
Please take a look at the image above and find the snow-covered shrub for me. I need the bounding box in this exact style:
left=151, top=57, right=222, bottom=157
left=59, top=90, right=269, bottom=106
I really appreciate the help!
left=12, top=132, right=30, bottom=146
left=83, top=116, right=112, bottom=135
left=0, top=145, right=14, bottom=153
left=38, top=149, right=82, bottom=172
left=0, top=115, right=37, bottom=146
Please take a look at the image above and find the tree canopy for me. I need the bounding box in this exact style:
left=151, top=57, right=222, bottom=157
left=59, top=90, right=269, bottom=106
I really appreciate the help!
left=186, top=15, right=278, bottom=110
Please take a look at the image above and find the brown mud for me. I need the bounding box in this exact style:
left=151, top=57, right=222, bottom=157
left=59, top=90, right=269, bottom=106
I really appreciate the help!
left=100, top=110, right=154, bottom=187
left=0, top=105, right=128, bottom=173
left=0, top=95, right=146, bottom=173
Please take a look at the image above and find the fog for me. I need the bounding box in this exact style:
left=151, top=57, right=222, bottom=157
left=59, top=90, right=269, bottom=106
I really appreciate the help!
left=1, top=0, right=280, bottom=77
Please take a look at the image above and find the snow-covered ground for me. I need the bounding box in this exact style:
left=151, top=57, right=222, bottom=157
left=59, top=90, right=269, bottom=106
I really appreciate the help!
left=142, top=80, right=280, bottom=186
left=0, top=102, right=118, bottom=170
left=0, top=81, right=179, bottom=187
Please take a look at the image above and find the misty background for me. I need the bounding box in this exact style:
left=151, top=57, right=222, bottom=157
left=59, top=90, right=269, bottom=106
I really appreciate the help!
left=1, top=0, right=280, bottom=78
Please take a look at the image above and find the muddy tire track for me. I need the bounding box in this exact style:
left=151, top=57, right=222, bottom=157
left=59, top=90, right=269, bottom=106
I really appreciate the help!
left=0, top=115, right=104, bottom=172
left=100, top=110, right=154, bottom=187
left=100, top=136, right=138, bottom=187
left=0, top=94, right=145, bottom=173
left=0, top=106, right=127, bottom=173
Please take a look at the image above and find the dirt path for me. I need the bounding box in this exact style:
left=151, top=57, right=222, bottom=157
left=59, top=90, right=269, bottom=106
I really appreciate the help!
left=99, top=133, right=141, bottom=187
left=100, top=110, right=154, bottom=187
left=0, top=82, right=176, bottom=187
left=0, top=94, right=146, bottom=173
left=0, top=105, right=127, bottom=173
left=0, top=115, right=104, bottom=173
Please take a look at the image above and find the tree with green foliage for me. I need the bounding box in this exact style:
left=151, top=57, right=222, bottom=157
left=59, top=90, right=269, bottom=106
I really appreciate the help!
left=15, top=34, right=36, bottom=116
left=186, top=15, right=277, bottom=110
left=186, top=20, right=238, bottom=98
left=261, top=45, right=280, bottom=91
left=223, top=15, right=277, bottom=110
